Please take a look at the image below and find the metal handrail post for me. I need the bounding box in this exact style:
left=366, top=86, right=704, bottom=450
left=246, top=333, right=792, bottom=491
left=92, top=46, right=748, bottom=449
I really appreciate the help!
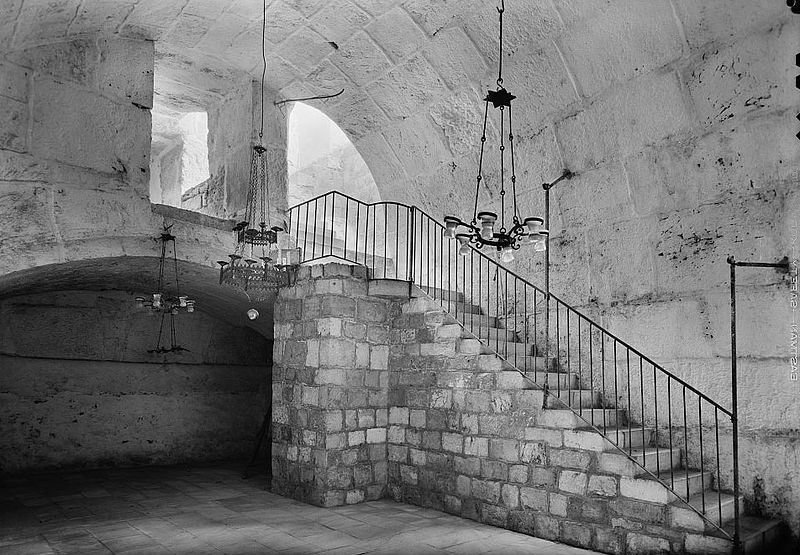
left=726, top=254, right=789, bottom=555
left=727, top=256, right=741, bottom=555
left=541, top=169, right=573, bottom=402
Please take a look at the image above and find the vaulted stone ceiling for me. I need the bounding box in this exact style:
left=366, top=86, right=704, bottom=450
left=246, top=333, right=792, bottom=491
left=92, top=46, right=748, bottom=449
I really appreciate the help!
left=1, top=0, right=792, bottom=216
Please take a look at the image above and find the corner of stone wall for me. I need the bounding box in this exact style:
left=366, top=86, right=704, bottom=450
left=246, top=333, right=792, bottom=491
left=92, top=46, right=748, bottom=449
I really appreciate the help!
left=271, top=262, right=397, bottom=507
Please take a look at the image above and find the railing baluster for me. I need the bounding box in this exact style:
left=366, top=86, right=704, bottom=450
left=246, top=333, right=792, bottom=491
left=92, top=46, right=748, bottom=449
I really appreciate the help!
left=577, top=318, right=582, bottom=416
left=395, top=205, right=400, bottom=280
left=589, top=323, right=593, bottom=427
left=601, top=333, right=606, bottom=434
left=683, top=386, right=689, bottom=502
left=639, top=357, right=644, bottom=459
left=668, top=376, right=674, bottom=488
left=626, top=350, right=631, bottom=451
left=715, top=408, right=722, bottom=529
left=523, top=284, right=528, bottom=377
left=699, top=398, right=705, bottom=516
left=556, top=302, right=561, bottom=398
left=566, top=308, right=570, bottom=409
left=653, top=362, right=660, bottom=477
left=613, top=339, right=618, bottom=445
left=513, top=277, right=518, bottom=370
left=343, top=198, right=349, bottom=260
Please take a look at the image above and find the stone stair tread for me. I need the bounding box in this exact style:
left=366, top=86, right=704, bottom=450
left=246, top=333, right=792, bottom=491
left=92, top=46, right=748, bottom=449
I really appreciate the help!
left=583, top=424, right=651, bottom=433
left=719, top=516, right=790, bottom=553
left=680, top=490, right=740, bottom=512
left=656, top=468, right=711, bottom=482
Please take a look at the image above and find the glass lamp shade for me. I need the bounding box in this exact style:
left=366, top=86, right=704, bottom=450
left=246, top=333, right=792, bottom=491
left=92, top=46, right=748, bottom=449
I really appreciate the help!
left=456, top=233, right=471, bottom=256
left=524, top=217, right=544, bottom=234
left=443, top=216, right=460, bottom=239
left=518, top=233, right=534, bottom=246
left=134, top=296, right=145, bottom=309
left=178, top=296, right=188, bottom=307
left=478, top=212, right=497, bottom=241
left=500, top=247, right=515, bottom=263
left=533, top=230, right=549, bottom=252
left=152, top=293, right=162, bottom=308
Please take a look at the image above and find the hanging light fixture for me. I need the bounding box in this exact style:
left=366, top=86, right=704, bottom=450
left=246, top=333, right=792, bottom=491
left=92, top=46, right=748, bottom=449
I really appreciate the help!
left=135, top=225, right=195, bottom=353
left=217, top=0, right=300, bottom=302
left=443, top=0, right=548, bottom=263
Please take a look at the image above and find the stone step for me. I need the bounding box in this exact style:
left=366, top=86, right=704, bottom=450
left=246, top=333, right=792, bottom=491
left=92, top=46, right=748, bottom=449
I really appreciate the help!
left=658, top=469, right=714, bottom=503
left=487, top=341, right=537, bottom=359
left=411, top=286, right=465, bottom=302
left=526, top=371, right=579, bottom=390
left=468, top=326, right=519, bottom=342
left=546, top=389, right=602, bottom=409
left=500, top=356, right=559, bottom=373
left=440, top=300, right=482, bottom=315
left=495, top=371, right=540, bottom=390
left=722, top=515, right=790, bottom=555
left=683, top=491, right=744, bottom=529
left=584, top=425, right=654, bottom=450
left=537, top=408, right=625, bottom=429
left=475, top=354, right=557, bottom=373
left=628, top=446, right=682, bottom=475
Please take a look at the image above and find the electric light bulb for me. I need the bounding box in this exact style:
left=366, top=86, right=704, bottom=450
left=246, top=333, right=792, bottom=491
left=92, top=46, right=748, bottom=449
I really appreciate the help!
left=247, top=308, right=260, bottom=320
left=179, top=296, right=187, bottom=307
left=152, top=293, right=162, bottom=309
left=500, top=247, right=515, bottom=263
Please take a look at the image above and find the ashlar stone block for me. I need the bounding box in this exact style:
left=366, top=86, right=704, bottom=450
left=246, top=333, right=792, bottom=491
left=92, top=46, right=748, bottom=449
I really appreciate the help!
left=559, top=470, right=588, bottom=495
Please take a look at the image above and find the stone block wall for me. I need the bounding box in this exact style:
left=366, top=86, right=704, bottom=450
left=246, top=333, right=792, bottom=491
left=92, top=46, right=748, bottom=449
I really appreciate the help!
left=383, top=297, right=734, bottom=554
left=0, top=290, right=270, bottom=472
left=271, top=263, right=392, bottom=506
left=0, top=36, right=164, bottom=277
left=271, top=266, right=743, bottom=552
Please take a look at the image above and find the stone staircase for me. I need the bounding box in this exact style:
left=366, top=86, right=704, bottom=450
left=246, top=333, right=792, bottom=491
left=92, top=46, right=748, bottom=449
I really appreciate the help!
left=411, top=285, right=790, bottom=555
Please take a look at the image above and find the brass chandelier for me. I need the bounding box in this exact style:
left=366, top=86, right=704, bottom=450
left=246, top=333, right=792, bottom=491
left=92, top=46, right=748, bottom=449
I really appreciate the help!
left=217, top=0, right=299, bottom=305
left=443, top=0, right=548, bottom=264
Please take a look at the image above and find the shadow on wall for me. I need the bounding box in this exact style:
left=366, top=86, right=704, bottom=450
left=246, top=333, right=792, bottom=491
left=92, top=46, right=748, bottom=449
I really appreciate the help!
left=287, top=102, right=380, bottom=207
left=0, top=288, right=271, bottom=474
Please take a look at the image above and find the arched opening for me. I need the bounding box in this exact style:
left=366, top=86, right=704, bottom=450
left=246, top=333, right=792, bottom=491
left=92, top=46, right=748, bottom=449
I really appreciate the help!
left=287, top=102, right=380, bottom=206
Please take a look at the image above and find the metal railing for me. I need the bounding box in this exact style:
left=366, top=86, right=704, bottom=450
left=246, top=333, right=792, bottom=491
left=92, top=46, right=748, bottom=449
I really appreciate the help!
left=287, top=190, right=739, bottom=544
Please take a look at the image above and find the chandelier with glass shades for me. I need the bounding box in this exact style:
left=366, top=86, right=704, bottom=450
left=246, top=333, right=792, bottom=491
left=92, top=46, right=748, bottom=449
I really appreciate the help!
left=443, top=0, right=548, bottom=264
left=217, top=0, right=299, bottom=308
left=135, top=225, right=195, bottom=353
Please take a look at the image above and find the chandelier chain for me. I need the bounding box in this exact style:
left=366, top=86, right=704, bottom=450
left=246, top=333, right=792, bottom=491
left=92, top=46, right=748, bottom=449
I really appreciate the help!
left=499, top=105, right=505, bottom=233
left=473, top=100, right=490, bottom=225
left=496, top=0, right=504, bottom=86
left=259, top=0, right=267, bottom=140
left=508, top=103, right=519, bottom=224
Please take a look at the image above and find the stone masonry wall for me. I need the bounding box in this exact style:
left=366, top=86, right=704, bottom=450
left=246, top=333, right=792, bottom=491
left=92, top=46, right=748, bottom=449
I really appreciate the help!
left=0, top=290, right=270, bottom=472
left=385, top=296, right=732, bottom=555
left=271, top=266, right=740, bottom=553
left=0, top=36, right=160, bottom=276
left=271, top=264, right=391, bottom=506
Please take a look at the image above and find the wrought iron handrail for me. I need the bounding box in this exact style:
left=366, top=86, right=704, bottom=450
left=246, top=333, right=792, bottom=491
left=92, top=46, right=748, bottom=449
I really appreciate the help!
left=286, top=190, right=739, bottom=544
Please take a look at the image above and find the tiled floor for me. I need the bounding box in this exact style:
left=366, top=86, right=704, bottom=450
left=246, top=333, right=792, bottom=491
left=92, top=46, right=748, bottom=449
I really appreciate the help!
left=0, top=463, right=600, bottom=554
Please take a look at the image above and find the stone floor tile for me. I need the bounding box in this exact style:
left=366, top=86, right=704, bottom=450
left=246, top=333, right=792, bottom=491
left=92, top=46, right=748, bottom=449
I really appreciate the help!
left=0, top=463, right=601, bottom=555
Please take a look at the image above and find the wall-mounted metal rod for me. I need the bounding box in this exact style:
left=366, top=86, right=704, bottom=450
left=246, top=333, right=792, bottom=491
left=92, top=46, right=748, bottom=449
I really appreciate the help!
left=726, top=254, right=790, bottom=555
